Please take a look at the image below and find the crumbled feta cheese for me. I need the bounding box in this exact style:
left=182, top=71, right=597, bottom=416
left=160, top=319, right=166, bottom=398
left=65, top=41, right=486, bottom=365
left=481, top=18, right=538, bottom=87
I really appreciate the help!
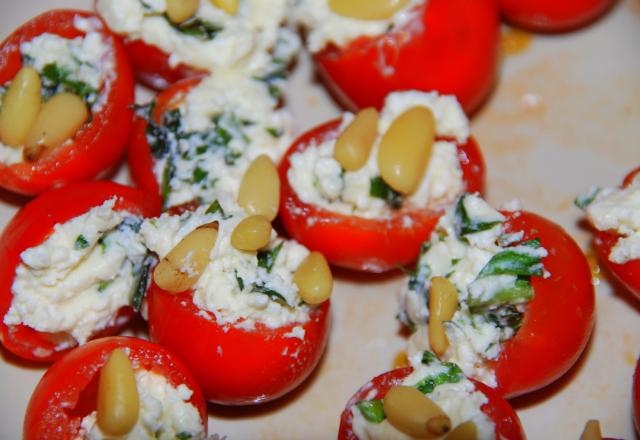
left=149, top=71, right=292, bottom=208
left=4, top=199, right=147, bottom=346
left=293, top=0, right=425, bottom=52
left=97, top=0, right=290, bottom=75
left=140, top=202, right=312, bottom=330
left=287, top=91, right=466, bottom=219
left=76, top=369, right=204, bottom=440
left=586, top=178, right=640, bottom=263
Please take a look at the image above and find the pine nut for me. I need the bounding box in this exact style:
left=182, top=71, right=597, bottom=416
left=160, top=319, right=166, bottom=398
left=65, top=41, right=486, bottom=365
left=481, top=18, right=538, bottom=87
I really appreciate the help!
left=429, top=277, right=458, bottom=357
left=231, top=215, right=272, bottom=251
left=0, top=66, right=41, bottom=148
left=153, top=222, right=218, bottom=292
left=329, top=0, right=410, bottom=20
left=377, top=106, right=436, bottom=195
left=445, top=421, right=478, bottom=440
left=209, top=0, right=239, bottom=15
left=238, top=155, right=280, bottom=221
left=383, top=386, right=452, bottom=438
left=23, top=92, right=88, bottom=161
left=580, top=420, right=602, bottom=440
left=166, top=0, right=199, bottom=23
left=97, top=349, right=139, bottom=436
left=293, top=251, right=333, bottom=305
left=333, top=107, right=379, bottom=172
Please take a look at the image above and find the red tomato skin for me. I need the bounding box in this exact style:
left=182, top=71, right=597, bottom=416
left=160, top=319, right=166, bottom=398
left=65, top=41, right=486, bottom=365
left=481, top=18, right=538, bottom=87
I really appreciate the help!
left=278, top=120, right=485, bottom=273
left=490, top=211, right=595, bottom=398
left=592, top=166, right=640, bottom=300
left=128, top=77, right=202, bottom=205
left=23, top=336, right=208, bottom=440
left=0, top=181, right=161, bottom=363
left=314, top=0, right=500, bottom=114
left=338, top=367, right=526, bottom=440
left=500, top=0, right=614, bottom=33
left=0, top=10, right=136, bottom=196
left=147, top=283, right=331, bottom=405
left=121, top=38, right=206, bottom=90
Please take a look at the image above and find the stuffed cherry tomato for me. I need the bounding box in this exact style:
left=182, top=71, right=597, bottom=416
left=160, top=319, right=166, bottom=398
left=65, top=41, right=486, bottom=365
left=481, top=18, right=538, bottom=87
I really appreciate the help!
left=293, top=0, right=499, bottom=114
left=96, top=0, right=298, bottom=90
left=399, top=193, right=595, bottom=398
left=0, top=10, right=135, bottom=195
left=24, top=336, right=207, bottom=440
left=0, top=181, right=160, bottom=362
left=279, top=91, right=485, bottom=272
left=142, top=199, right=331, bottom=404
left=500, top=0, right=614, bottom=33
left=129, top=72, right=293, bottom=211
left=579, top=166, right=640, bottom=300
left=339, top=354, right=525, bottom=439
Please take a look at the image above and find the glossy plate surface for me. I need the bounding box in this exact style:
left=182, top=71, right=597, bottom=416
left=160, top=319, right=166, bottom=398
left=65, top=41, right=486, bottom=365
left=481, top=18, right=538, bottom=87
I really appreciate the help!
left=1, top=1, right=639, bottom=438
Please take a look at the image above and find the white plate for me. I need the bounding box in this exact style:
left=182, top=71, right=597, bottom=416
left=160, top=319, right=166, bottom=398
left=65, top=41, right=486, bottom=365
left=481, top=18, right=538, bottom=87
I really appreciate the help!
left=1, top=1, right=640, bottom=439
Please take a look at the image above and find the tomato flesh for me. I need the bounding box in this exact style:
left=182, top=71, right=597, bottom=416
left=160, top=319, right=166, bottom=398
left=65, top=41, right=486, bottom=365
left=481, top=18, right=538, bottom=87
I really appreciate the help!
left=500, top=0, right=614, bottom=33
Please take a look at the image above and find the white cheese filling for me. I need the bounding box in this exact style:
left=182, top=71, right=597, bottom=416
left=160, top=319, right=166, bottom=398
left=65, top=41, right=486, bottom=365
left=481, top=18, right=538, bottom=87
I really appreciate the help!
left=399, top=194, right=547, bottom=386
left=140, top=200, right=312, bottom=331
left=585, top=175, right=640, bottom=264
left=287, top=91, right=468, bottom=219
left=293, top=0, right=426, bottom=52
left=97, top=0, right=291, bottom=74
left=350, top=352, right=495, bottom=440
left=4, top=199, right=147, bottom=348
left=77, top=369, right=204, bottom=440
left=0, top=16, right=113, bottom=165
left=149, top=71, right=293, bottom=209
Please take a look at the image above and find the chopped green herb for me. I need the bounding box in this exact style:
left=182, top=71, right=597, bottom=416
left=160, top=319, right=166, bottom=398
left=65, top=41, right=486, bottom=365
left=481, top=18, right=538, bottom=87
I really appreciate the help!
left=192, top=167, right=208, bottom=184
left=252, top=284, right=289, bottom=306
left=421, top=350, right=437, bottom=365
left=74, top=235, right=90, bottom=250
left=477, top=249, right=544, bottom=278
left=176, top=433, right=193, bottom=440
left=415, top=363, right=463, bottom=394
left=257, top=242, right=284, bottom=273
left=161, top=156, right=176, bottom=209
left=574, top=187, right=601, bottom=209
left=356, top=400, right=386, bottom=424
left=168, top=16, right=222, bottom=40
left=484, top=304, right=523, bottom=332
left=97, top=280, right=112, bottom=292
left=370, top=176, right=403, bottom=209
left=132, top=254, right=157, bottom=312
left=266, top=127, right=282, bottom=138
left=205, top=199, right=229, bottom=218
left=468, top=278, right=534, bottom=310
left=235, top=270, right=245, bottom=291
left=40, top=63, right=97, bottom=104
left=98, top=238, right=108, bottom=254
left=454, top=194, right=502, bottom=237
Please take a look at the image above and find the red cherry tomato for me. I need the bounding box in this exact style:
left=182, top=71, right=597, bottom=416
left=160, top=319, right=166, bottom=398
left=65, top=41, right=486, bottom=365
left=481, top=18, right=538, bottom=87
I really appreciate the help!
left=278, top=120, right=485, bottom=273
left=338, top=367, right=526, bottom=440
left=314, top=0, right=500, bottom=114
left=0, top=181, right=161, bottom=362
left=147, top=283, right=331, bottom=404
left=489, top=210, right=595, bottom=398
left=500, top=0, right=614, bottom=33
left=0, top=10, right=135, bottom=195
left=592, top=166, right=640, bottom=300
left=23, top=336, right=208, bottom=440
left=128, top=77, right=202, bottom=206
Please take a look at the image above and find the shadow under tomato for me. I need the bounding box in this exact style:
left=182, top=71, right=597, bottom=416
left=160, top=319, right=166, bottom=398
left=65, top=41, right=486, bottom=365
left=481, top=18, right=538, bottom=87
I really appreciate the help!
left=0, top=343, right=47, bottom=371
left=0, top=186, right=31, bottom=209
left=206, top=319, right=331, bottom=418
left=510, top=323, right=595, bottom=409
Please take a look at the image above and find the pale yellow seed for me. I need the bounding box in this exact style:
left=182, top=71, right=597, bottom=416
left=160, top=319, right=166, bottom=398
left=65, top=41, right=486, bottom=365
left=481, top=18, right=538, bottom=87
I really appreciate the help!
left=166, top=0, right=199, bottom=23
left=333, top=107, right=379, bottom=172
left=429, top=276, right=458, bottom=357
left=97, top=349, right=139, bottom=436
left=231, top=215, right=272, bottom=251
left=238, top=155, right=280, bottom=221
left=209, top=0, right=239, bottom=15
left=383, top=386, right=452, bottom=438
left=0, top=66, right=41, bottom=147
left=580, top=420, right=603, bottom=440
left=153, top=222, right=218, bottom=292
left=445, top=421, right=478, bottom=440
left=293, top=252, right=333, bottom=305
left=329, top=0, right=410, bottom=20
left=23, top=92, right=88, bottom=161
left=377, top=106, right=436, bottom=195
